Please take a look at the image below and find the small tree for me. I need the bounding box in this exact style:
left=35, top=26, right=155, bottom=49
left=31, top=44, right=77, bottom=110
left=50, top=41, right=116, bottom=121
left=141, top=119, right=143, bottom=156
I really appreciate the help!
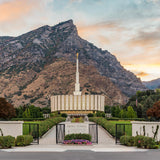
left=126, top=106, right=137, bottom=118
left=0, top=98, right=16, bottom=119
left=147, top=101, right=160, bottom=120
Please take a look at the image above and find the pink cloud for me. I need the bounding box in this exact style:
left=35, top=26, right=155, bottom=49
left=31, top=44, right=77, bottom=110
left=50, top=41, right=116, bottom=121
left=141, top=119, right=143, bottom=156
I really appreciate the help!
left=0, top=0, right=38, bottom=22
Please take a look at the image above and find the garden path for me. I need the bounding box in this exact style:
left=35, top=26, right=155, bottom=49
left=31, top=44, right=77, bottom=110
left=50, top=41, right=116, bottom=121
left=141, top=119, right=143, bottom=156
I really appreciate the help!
left=39, top=124, right=115, bottom=145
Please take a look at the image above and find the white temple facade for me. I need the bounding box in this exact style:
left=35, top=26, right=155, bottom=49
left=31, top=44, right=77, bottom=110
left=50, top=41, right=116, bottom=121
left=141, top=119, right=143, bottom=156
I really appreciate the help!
left=51, top=53, right=105, bottom=114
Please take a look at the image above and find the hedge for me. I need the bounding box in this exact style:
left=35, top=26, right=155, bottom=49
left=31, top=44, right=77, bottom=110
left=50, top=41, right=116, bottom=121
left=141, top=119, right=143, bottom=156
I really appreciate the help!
left=0, top=136, right=15, bottom=149
left=89, top=117, right=116, bottom=136
left=64, top=133, right=92, bottom=141
left=11, top=118, right=45, bottom=121
left=106, top=118, right=146, bottom=121
left=38, top=117, right=65, bottom=137
left=120, top=135, right=135, bottom=146
left=16, top=135, right=33, bottom=146
left=120, top=135, right=159, bottom=149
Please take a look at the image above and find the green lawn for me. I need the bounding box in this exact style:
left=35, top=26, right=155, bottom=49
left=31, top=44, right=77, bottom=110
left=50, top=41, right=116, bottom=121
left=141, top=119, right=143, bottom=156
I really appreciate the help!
left=109, top=121, right=131, bottom=125
left=89, top=117, right=132, bottom=137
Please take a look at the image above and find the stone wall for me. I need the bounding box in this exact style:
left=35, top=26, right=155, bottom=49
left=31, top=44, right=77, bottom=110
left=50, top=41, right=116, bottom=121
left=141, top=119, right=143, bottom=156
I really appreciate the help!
left=0, top=121, right=23, bottom=137
left=51, top=95, right=105, bottom=112
left=65, top=122, right=89, bottom=135
left=131, top=121, right=160, bottom=141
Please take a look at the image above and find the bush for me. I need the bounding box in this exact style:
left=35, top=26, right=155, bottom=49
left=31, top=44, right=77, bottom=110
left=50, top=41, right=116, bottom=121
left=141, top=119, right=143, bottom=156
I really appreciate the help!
left=50, top=112, right=60, bottom=118
left=61, top=113, right=67, bottom=118
left=120, top=135, right=135, bottom=146
left=120, top=135, right=158, bottom=149
left=0, top=136, right=15, bottom=148
left=38, top=117, right=65, bottom=137
left=16, top=135, right=33, bottom=146
left=96, top=111, right=105, bottom=117
left=89, top=117, right=116, bottom=136
left=64, top=133, right=91, bottom=141
left=88, top=113, right=94, bottom=117
left=134, top=135, right=145, bottom=148
left=142, top=136, right=156, bottom=149
left=71, top=117, right=84, bottom=123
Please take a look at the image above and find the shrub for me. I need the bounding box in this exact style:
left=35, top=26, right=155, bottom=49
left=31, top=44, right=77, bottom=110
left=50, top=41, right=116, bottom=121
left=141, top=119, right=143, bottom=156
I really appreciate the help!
left=71, top=117, right=84, bottom=123
left=88, top=113, right=94, bottom=117
left=89, top=117, right=116, bottom=136
left=38, top=117, right=65, bottom=137
left=134, top=135, right=145, bottom=148
left=120, top=135, right=135, bottom=146
left=120, top=135, right=158, bottom=149
left=63, top=139, right=92, bottom=145
left=143, top=136, right=156, bottom=149
left=61, top=113, right=67, bottom=118
left=16, top=135, right=33, bottom=146
left=96, top=111, right=105, bottom=117
left=64, top=133, right=91, bottom=141
left=0, top=136, right=15, bottom=148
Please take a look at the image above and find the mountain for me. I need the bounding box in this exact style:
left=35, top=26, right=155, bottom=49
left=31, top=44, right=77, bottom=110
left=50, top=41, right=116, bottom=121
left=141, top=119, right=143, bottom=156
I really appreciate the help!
left=0, top=20, right=146, bottom=107
left=143, top=78, right=160, bottom=89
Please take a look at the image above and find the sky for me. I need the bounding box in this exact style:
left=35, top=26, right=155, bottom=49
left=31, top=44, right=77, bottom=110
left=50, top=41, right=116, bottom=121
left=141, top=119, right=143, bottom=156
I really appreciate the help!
left=0, top=0, right=160, bottom=81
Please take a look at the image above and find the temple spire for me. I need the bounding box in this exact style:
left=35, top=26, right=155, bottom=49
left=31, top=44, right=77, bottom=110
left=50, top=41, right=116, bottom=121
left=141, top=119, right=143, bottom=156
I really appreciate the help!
left=73, top=53, right=81, bottom=96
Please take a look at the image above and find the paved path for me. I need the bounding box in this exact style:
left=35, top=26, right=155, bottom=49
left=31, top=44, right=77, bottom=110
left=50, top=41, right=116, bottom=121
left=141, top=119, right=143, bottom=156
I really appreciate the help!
left=98, top=125, right=115, bottom=145
left=39, top=123, right=115, bottom=145
left=39, top=126, right=56, bottom=145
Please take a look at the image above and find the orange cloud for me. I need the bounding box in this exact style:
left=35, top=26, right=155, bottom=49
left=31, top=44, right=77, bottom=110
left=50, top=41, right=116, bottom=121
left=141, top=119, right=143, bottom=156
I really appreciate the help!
left=77, top=21, right=125, bottom=37
left=0, top=0, right=37, bottom=22
left=97, top=35, right=110, bottom=45
left=136, top=72, right=149, bottom=77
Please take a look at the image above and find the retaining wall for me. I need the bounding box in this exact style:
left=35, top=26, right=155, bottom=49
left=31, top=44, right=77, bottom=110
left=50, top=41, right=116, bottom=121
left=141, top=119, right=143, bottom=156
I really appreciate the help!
left=0, top=121, right=23, bottom=137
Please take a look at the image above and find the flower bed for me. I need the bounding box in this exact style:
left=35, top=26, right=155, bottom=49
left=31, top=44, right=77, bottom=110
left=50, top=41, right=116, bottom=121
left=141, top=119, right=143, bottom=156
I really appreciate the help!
left=63, top=139, right=92, bottom=145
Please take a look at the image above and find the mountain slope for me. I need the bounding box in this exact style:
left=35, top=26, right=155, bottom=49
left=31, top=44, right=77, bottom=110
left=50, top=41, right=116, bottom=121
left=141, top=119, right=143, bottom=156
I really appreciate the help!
left=0, top=60, right=127, bottom=107
left=0, top=20, right=146, bottom=107
left=143, top=78, right=160, bottom=89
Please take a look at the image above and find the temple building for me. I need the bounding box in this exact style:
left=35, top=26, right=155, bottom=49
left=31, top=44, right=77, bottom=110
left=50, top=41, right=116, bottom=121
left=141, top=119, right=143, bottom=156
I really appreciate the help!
left=51, top=53, right=105, bottom=115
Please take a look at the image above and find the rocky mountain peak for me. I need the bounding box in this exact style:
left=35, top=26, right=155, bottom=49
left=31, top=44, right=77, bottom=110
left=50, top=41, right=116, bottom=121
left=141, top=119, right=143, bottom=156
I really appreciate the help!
left=0, top=20, right=146, bottom=107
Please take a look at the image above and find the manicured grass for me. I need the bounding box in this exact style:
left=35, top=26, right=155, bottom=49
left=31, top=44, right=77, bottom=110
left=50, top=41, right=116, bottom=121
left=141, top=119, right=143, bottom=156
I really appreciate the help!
left=89, top=117, right=132, bottom=137
left=109, top=121, right=131, bottom=124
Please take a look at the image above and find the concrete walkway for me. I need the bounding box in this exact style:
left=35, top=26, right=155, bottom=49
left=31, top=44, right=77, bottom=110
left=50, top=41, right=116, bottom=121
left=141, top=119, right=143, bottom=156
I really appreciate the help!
left=39, top=124, right=115, bottom=145
left=39, top=126, right=56, bottom=145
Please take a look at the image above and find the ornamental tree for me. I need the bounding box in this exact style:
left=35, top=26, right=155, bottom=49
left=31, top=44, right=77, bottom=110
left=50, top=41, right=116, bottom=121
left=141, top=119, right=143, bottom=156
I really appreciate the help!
left=147, top=101, right=160, bottom=120
left=0, top=98, right=16, bottom=119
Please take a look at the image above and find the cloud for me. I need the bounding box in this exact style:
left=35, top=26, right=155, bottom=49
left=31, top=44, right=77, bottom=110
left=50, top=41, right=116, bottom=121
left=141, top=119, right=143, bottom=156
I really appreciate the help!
left=136, top=72, right=149, bottom=77
left=78, top=21, right=125, bottom=36
left=0, top=0, right=37, bottom=22
left=97, top=35, right=110, bottom=45
left=70, top=0, right=83, bottom=3
left=0, top=0, right=54, bottom=36
left=128, top=29, right=160, bottom=48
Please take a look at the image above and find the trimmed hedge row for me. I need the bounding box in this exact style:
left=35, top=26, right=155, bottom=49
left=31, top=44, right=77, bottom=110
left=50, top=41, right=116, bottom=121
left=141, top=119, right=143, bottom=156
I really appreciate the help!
left=0, top=135, right=33, bottom=149
left=106, top=118, right=145, bottom=121
left=12, top=118, right=45, bottom=121
left=64, top=133, right=92, bottom=141
left=120, top=135, right=159, bottom=149
left=16, top=135, right=33, bottom=146
left=89, top=117, right=116, bottom=136
left=37, top=117, right=66, bottom=137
